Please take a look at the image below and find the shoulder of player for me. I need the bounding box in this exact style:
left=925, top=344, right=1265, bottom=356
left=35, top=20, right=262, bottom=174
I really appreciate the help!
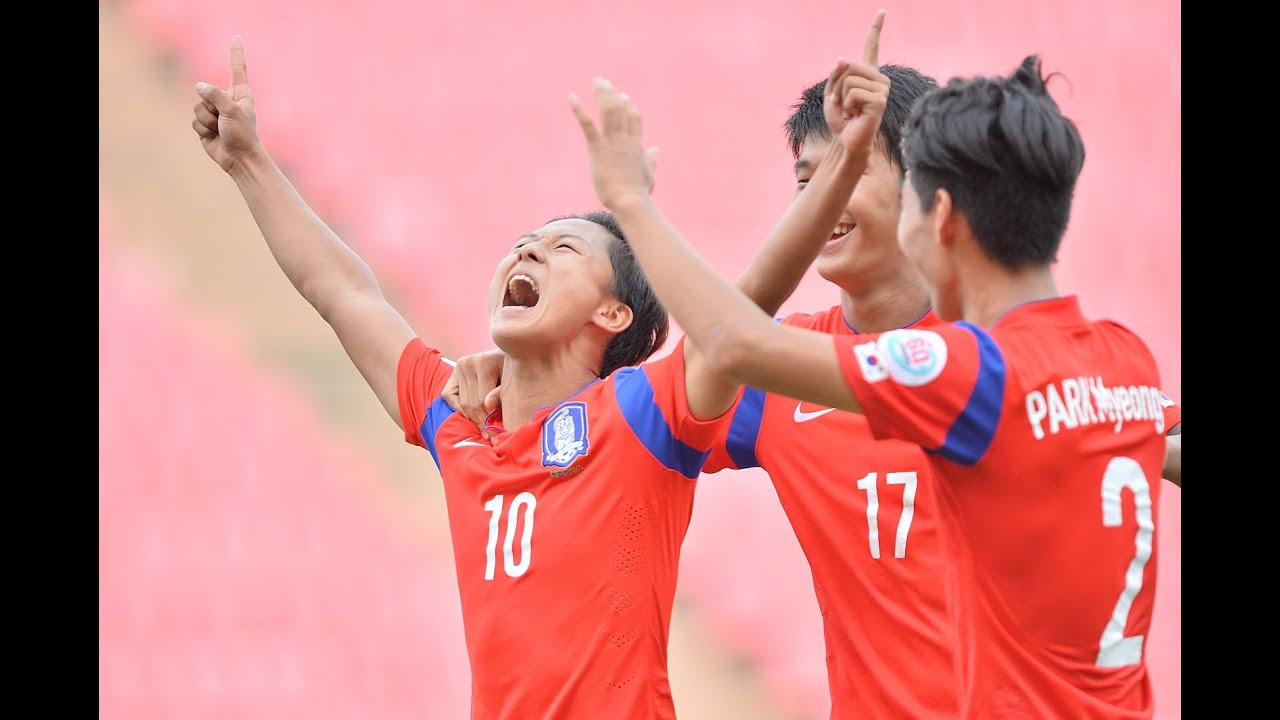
left=993, top=315, right=1160, bottom=373
left=778, top=306, right=843, bottom=331
left=1093, top=318, right=1161, bottom=359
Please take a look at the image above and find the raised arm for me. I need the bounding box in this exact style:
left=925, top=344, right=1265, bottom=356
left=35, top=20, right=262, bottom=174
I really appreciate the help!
left=571, top=12, right=890, bottom=414
left=442, top=58, right=879, bottom=427
left=681, top=39, right=888, bottom=419
left=191, top=37, right=415, bottom=427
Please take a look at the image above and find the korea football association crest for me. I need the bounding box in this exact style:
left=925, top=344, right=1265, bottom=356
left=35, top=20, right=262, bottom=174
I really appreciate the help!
left=542, top=402, right=590, bottom=467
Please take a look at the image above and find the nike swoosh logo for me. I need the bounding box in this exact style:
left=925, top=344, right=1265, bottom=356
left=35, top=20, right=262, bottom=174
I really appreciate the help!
left=793, top=404, right=837, bottom=423
left=453, top=439, right=489, bottom=448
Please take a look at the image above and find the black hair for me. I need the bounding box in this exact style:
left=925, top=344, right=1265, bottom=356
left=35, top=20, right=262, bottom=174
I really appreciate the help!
left=783, top=64, right=940, bottom=171
left=551, top=211, right=669, bottom=377
left=901, top=55, right=1086, bottom=268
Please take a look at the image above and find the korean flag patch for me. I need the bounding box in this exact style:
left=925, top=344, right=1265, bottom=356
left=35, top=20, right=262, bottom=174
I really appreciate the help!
left=854, top=341, right=889, bottom=383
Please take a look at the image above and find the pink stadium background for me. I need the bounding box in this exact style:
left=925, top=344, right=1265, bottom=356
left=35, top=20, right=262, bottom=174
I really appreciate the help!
left=99, top=0, right=1181, bottom=717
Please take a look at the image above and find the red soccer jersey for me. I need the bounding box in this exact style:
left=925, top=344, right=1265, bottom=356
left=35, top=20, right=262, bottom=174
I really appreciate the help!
left=704, top=306, right=959, bottom=719
left=834, top=296, right=1182, bottom=719
left=397, top=337, right=728, bottom=720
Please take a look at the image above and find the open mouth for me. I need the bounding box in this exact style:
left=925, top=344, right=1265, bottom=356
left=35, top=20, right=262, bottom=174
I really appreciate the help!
left=502, top=273, right=541, bottom=309
left=829, top=221, right=856, bottom=243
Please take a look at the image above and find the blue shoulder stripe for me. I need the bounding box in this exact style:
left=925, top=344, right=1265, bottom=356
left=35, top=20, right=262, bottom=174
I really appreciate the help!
left=726, top=387, right=766, bottom=469
left=613, top=366, right=710, bottom=479
left=930, top=322, right=1005, bottom=466
left=421, top=396, right=459, bottom=469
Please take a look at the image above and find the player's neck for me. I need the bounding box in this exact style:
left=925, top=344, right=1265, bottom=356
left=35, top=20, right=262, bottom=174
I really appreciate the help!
left=498, top=358, right=600, bottom=431
left=959, top=264, right=1059, bottom=327
left=837, top=276, right=932, bottom=334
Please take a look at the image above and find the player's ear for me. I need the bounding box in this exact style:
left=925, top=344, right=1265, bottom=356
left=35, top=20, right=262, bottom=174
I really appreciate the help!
left=593, top=299, right=634, bottom=336
left=933, top=188, right=957, bottom=250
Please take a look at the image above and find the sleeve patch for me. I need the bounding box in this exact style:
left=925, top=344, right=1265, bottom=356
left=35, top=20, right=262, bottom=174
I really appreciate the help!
left=879, top=329, right=948, bottom=387
left=854, top=341, right=890, bottom=383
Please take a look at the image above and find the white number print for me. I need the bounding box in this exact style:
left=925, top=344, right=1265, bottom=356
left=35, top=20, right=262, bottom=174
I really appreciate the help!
left=1096, top=457, right=1154, bottom=668
left=483, top=492, right=537, bottom=580
left=855, top=471, right=918, bottom=559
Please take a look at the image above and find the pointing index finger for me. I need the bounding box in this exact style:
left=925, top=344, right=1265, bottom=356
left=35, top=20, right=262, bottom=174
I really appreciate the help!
left=230, top=35, right=249, bottom=87
left=862, top=10, right=885, bottom=67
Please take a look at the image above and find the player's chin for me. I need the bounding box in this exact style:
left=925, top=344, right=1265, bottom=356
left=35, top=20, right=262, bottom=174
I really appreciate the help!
left=815, top=252, right=858, bottom=283
left=490, top=310, right=549, bottom=348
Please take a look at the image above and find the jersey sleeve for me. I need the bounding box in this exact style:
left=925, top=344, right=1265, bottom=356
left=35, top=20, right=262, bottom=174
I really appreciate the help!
left=612, top=336, right=737, bottom=479
left=396, top=337, right=459, bottom=449
left=703, top=312, right=826, bottom=473
left=834, top=322, right=1006, bottom=466
left=702, top=386, right=767, bottom=473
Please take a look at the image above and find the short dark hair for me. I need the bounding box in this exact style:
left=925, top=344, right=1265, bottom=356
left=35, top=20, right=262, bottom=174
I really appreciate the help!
left=551, top=211, right=670, bottom=377
left=901, top=55, right=1086, bottom=268
left=784, top=64, right=939, bottom=170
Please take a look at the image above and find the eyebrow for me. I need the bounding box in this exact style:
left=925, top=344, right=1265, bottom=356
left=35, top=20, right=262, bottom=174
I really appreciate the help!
left=794, top=158, right=813, bottom=175
left=515, top=233, right=588, bottom=243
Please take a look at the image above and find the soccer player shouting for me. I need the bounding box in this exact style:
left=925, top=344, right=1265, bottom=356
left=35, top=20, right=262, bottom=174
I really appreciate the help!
left=453, top=14, right=1180, bottom=716
left=450, top=42, right=967, bottom=720
left=190, top=34, right=885, bottom=719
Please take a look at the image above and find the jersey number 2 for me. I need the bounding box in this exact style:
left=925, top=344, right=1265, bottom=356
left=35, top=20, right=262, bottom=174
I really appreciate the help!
left=856, top=471, right=917, bottom=559
left=484, top=492, right=536, bottom=580
left=1096, top=457, right=1154, bottom=668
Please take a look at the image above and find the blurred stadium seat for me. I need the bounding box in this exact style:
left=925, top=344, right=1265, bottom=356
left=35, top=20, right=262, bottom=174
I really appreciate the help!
left=100, top=218, right=472, bottom=719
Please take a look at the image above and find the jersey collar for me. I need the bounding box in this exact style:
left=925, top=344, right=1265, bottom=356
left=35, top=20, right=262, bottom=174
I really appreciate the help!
left=992, top=295, right=1085, bottom=328
left=483, top=377, right=603, bottom=434
left=842, top=305, right=938, bottom=334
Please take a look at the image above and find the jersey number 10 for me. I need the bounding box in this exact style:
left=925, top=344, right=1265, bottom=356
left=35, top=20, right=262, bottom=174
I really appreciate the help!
left=484, top=493, right=537, bottom=580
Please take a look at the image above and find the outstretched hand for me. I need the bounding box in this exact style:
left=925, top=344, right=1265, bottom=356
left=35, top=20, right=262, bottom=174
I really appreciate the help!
left=569, top=79, right=659, bottom=211
left=823, top=10, right=890, bottom=160
left=191, top=35, right=260, bottom=173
